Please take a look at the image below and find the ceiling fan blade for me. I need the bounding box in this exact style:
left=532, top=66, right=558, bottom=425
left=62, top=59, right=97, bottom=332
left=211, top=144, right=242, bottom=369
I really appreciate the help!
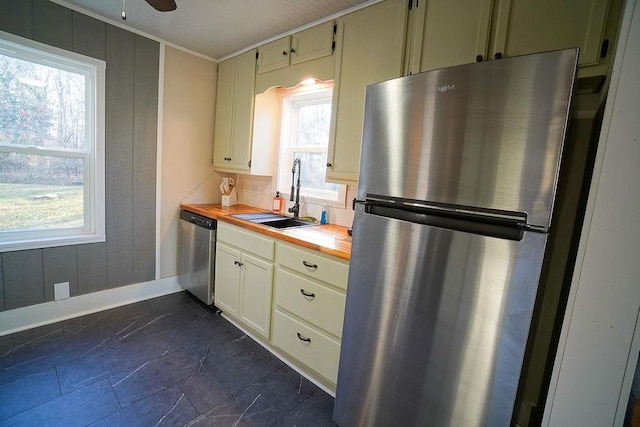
left=144, top=0, right=177, bottom=12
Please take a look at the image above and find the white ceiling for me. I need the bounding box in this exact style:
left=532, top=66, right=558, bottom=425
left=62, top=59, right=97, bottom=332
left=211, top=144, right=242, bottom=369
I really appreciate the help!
left=53, top=0, right=376, bottom=60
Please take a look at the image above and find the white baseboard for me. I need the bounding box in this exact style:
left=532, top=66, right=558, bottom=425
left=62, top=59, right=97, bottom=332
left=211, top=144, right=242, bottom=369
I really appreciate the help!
left=0, top=276, right=183, bottom=336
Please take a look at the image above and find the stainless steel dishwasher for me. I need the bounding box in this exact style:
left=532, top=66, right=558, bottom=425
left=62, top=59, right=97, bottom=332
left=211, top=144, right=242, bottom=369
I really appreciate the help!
left=178, top=210, right=216, bottom=305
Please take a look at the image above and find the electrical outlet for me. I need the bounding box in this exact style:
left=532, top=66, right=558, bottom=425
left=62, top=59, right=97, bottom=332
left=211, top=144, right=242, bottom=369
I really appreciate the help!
left=54, top=282, right=70, bottom=300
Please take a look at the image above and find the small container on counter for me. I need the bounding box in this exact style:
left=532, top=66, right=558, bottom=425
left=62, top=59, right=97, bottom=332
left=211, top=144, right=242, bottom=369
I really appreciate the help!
left=320, top=203, right=328, bottom=224
left=272, top=191, right=284, bottom=213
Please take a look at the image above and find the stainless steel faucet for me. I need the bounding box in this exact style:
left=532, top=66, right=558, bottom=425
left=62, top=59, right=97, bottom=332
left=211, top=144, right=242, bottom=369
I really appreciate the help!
left=288, top=158, right=301, bottom=218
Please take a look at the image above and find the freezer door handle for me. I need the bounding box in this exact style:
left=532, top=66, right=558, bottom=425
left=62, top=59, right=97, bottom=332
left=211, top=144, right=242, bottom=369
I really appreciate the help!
left=364, top=201, right=526, bottom=241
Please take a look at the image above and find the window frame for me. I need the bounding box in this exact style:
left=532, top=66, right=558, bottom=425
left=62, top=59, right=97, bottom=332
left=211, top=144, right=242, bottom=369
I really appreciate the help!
left=0, top=30, right=106, bottom=253
left=276, top=84, right=347, bottom=208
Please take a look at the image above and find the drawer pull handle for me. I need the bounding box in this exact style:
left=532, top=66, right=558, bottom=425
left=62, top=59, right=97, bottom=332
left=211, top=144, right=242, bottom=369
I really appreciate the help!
left=300, top=289, right=315, bottom=298
left=302, top=260, right=318, bottom=270
left=296, top=332, right=311, bottom=343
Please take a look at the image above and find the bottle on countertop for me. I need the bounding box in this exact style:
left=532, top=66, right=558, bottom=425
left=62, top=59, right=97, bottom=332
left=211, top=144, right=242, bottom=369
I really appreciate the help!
left=320, top=203, right=328, bottom=224
left=272, top=191, right=283, bottom=213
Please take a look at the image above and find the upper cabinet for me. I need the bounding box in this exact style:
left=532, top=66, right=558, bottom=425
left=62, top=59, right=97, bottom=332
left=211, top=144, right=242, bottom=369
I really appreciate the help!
left=326, top=0, right=408, bottom=183
left=213, top=49, right=256, bottom=173
left=404, top=0, right=492, bottom=74
left=257, top=21, right=335, bottom=74
left=405, top=0, right=621, bottom=78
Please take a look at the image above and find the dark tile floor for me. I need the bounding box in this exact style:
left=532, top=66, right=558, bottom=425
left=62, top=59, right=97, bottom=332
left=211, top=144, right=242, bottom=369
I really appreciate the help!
left=0, top=291, right=337, bottom=426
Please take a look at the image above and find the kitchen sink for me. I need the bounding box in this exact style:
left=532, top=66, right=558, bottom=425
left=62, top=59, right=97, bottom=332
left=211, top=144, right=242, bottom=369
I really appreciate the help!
left=230, top=212, right=315, bottom=229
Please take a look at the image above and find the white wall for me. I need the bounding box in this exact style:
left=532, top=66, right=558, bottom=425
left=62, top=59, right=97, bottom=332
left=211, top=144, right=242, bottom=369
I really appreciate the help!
left=544, top=0, right=640, bottom=424
left=159, top=45, right=220, bottom=278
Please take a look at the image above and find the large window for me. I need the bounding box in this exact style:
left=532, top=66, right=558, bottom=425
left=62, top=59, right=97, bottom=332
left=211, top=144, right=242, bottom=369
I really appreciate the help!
left=276, top=84, right=345, bottom=205
left=0, top=32, right=105, bottom=252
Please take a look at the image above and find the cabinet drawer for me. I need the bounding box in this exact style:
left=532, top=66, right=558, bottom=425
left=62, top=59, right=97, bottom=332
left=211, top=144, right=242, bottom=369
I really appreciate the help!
left=276, top=243, right=349, bottom=289
left=275, top=269, right=346, bottom=338
left=218, top=223, right=274, bottom=261
left=272, top=309, right=341, bottom=383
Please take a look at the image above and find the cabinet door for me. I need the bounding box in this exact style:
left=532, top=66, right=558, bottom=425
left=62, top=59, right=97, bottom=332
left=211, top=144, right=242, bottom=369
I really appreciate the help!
left=214, top=242, right=241, bottom=317
left=213, top=58, right=235, bottom=168
left=227, top=49, right=256, bottom=172
left=327, top=0, right=408, bottom=183
left=491, top=0, right=610, bottom=67
left=239, top=253, right=273, bottom=339
left=257, top=37, right=291, bottom=74
left=414, top=0, right=494, bottom=73
left=290, top=21, right=334, bottom=65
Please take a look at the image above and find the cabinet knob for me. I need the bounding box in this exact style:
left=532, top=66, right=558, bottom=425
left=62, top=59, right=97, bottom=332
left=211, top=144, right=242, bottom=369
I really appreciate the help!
left=475, top=54, right=483, bottom=62
left=302, top=260, right=318, bottom=270
left=282, top=50, right=288, bottom=56
left=494, top=52, right=503, bottom=60
left=300, top=289, right=316, bottom=298
left=296, top=332, right=311, bottom=343
left=234, top=260, right=243, bottom=267
left=326, top=162, right=332, bottom=168
left=290, top=48, right=296, bottom=54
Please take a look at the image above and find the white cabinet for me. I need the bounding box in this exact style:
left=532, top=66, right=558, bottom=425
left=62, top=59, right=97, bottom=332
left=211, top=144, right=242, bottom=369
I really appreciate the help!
left=406, top=0, right=621, bottom=79
left=326, top=0, right=408, bottom=183
left=213, top=50, right=256, bottom=173
left=257, top=21, right=335, bottom=74
left=272, top=242, right=349, bottom=384
left=215, top=223, right=274, bottom=339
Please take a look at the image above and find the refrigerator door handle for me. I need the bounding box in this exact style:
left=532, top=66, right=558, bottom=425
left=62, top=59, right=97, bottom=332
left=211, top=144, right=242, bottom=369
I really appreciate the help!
left=364, top=201, right=527, bottom=241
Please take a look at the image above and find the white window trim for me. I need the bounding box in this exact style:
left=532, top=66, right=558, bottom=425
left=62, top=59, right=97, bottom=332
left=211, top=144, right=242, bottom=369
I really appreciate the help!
left=0, top=30, right=106, bottom=253
left=276, top=85, right=347, bottom=209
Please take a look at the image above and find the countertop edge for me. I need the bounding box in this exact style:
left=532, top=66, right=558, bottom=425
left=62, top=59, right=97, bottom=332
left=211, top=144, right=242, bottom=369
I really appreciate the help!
left=181, top=204, right=351, bottom=261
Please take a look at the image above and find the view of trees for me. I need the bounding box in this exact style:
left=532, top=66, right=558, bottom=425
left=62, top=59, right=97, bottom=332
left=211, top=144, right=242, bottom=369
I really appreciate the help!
left=0, top=53, right=86, bottom=186
left=293, top=100, right=338, bottom=194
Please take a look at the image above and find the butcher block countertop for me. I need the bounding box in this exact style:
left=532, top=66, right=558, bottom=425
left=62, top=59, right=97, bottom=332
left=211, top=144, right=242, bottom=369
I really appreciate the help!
left=181, top=203, right=352, bottom=260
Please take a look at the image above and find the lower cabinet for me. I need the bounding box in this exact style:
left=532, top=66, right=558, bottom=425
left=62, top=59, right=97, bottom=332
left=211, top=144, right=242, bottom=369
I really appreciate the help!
left=214, top=222, right=349, bottom=390
left=271, top=242, right=349, bottom=385
left=215, top=224, right=274, bottom=339
left=272, top=309, right=341, bottom=383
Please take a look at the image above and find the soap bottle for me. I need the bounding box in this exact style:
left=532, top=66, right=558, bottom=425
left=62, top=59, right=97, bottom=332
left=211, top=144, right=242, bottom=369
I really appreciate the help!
left=320, top=203, right=328, bottom=224
left=272, top=191, right=283, bottom=213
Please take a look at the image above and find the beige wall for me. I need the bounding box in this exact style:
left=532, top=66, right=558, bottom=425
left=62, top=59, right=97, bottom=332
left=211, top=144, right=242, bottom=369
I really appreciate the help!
left=159, top=46, right=220, bottom=278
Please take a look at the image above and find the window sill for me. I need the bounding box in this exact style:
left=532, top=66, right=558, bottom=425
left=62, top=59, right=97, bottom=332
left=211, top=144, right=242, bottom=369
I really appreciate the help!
left=0, top=233, right=107, bottom=253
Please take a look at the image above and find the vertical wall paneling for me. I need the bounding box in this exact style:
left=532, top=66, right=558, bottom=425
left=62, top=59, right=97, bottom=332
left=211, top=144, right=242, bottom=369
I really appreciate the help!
left=72, top=12, right=106, bottom=60
left=32, top=0, right=72, bottom=50
left=132, top=35, right=159, bottom=283
left=77, top=243, right=108, bottom=295
left=0, top=255, right=4, bottom=311
left=3, top=250, right=44, bottom=310
left=105, top=25, right=135, bottom=288
left=0, top=1, right=158, bottom=313
left=0, top=0, right=33, bottom=39
left=43, top=246, right=79, bottom=301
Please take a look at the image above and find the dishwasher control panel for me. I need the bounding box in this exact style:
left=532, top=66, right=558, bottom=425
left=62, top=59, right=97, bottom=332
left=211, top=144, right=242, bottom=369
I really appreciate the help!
left=180, top=210, right=216, bottom=230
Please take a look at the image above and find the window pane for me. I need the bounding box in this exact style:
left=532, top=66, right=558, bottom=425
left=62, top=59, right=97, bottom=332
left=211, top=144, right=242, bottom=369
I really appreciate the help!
left=0, top=54, right=87, bottom=150
left=293, top=151, right=338, bottom=193
left=0, top=152, right=84, bottom=231
left=295, top=102, right=331, bottom=147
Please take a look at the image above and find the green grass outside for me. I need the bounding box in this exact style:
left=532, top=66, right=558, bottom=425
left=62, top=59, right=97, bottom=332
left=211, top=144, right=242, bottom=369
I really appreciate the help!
left=0, top=183, right=84, bottom=231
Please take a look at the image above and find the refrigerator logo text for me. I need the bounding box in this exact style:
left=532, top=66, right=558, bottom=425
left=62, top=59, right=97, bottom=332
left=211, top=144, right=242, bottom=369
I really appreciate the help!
left=436, top=84, right=456, bottom=93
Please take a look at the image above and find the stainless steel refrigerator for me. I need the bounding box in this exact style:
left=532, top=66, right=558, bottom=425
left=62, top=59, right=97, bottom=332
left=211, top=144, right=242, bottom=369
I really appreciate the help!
left=333, top=48, right=579, bottom=426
